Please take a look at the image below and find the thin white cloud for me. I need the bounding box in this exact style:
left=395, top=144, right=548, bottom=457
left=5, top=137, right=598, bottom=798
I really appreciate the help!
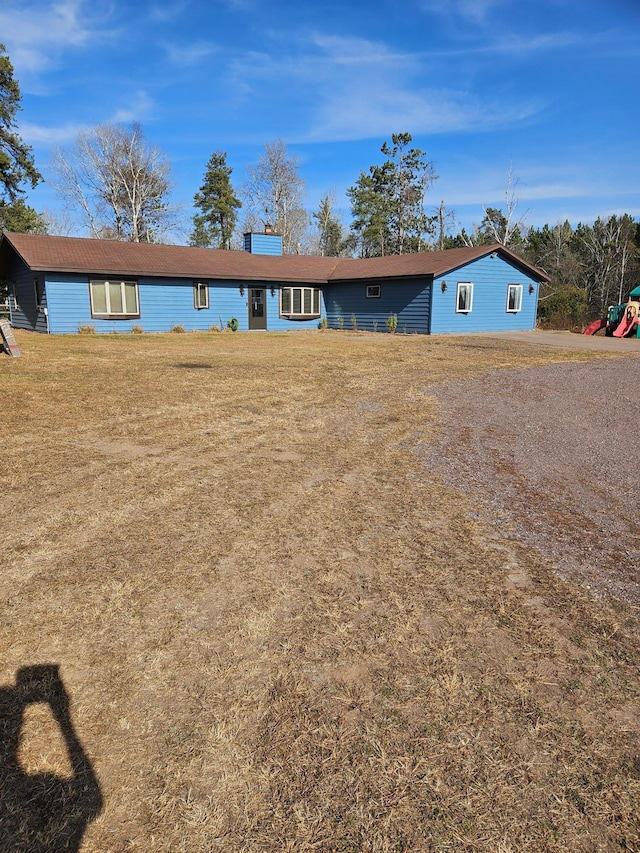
left=19, top=120, right=89, bottom=145
left=0, top=0, right=117, bottom=76
left=148, top=1, right=189, bottom=22
left=160, top=40, right=219, bottom=67
left=439, top=162, right=639, bottom=212
left=308, top=86, right=537, bottom=142
left=418, top=0, right=623, bottom=59
left=19, top=91, right=157, bottom=147
left=110, top=91, right=158, bottom=125
left=420, top=0, right=510, bottom=26
left=215, top=0, right=255, bottom=9
left=429, top=29, right=588, bottom=57
left=230, top=32, right=542, bottom=143
left=310, top=33, right=421, bottom=68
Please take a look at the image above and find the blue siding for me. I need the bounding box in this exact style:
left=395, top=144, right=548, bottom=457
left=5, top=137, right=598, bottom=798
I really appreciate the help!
left=45, top=274, right=324, bottom=333
left=429, top=254, right=539, bottom=334
left=7, top=256, right=48, bottom=332
left=324, top=278, right=431, bottom=334
left=243, top=233, right=283, bottom=256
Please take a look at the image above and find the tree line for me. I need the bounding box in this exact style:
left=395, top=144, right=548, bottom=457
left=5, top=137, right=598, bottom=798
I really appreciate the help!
left=1, top=43, right=638, bottom=327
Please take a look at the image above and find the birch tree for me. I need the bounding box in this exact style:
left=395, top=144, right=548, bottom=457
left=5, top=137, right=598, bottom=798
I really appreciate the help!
left=51, top=122, right=174, bottom=242
left=573, top=214, right=638, bottom=315
left=241, top=140, right=308, bottom=254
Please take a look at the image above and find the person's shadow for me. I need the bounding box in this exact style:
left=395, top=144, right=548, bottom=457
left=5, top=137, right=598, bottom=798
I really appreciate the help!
left=0, top=665, right=103, bottom=852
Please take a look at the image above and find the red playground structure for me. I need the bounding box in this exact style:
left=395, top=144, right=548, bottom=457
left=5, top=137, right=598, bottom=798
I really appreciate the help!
left=584, top=285, right=640, bottom=337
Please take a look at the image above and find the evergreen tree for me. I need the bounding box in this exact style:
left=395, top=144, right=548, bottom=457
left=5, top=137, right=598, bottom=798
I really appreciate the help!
left=0, top=43, right=43, bottom=231
left=312, top=192, right=344, bottom=256
left=477, top=207, right=525, bottom=250
left=347, top=170, right=391, bottom=257
left=346, top=133, right=437, bottom=257
left=0, top=198, right=46, bottom=233
left=190, top=151, right=241, bottom=249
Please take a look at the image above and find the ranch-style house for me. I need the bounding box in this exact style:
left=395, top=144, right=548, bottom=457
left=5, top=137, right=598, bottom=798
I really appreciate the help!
left=0, top=230, right=548, bottom=336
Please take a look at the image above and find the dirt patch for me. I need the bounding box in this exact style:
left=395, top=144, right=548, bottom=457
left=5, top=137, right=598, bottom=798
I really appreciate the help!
left=427, top=356, right=640, bottom=607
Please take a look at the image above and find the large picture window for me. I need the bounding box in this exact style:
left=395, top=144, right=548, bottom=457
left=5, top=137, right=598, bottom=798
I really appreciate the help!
left=280, top=286, right=321, bottom=318
left=194, top=282, right=209, bottom=309
left=90, top=279, right=139, bottom=319
left=456, top=282, right=473, bottom=313
left=506, top=284, right=523, bottom=313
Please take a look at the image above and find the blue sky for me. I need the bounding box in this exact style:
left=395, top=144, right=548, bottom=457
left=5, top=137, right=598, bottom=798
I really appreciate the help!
left=2, top=0, right=639, bottom=242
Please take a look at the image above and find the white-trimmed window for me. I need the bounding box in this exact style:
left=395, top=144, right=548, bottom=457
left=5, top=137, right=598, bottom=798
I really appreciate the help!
left=506, top=284, right=523, bottom=313
left=194, top=281, right=209, bottom=309
left=90, top=279, right=139, bottom=319
left=12, top=282, right=20, bottom=311
left=366, top=284, right=381, bottom=299
left=34, top=278, right=42, bottom=310
left=456, top=282, right=473, bottom=313
left=280, top=286, right=321, bottom=318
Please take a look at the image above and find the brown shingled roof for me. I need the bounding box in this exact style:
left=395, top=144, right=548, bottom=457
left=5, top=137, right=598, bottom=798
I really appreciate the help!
left=0, top=232, right=338, bottom=283
left=0, top=232, right=549, bottom=284
left=330, top=245, right=550, bottom=281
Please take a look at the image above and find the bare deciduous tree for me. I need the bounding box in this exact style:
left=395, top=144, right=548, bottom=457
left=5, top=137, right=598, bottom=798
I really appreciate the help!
left=480, top=162, right=529, bottom=248
left=575, top=214, right=638, bottom=315
left=51, top=123, right=175, bottom=242
left=241, top=140, right=308, bottom=254
left=433, top=200, right=457, bottom=250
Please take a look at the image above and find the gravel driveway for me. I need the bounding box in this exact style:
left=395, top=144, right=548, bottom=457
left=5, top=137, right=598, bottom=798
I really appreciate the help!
left=428, top=343, right=640, bottom=609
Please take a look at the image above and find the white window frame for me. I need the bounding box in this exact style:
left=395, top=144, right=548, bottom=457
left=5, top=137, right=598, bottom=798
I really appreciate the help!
left=34, top=278, right=42, bottom=310
left=89, top=279, right=140, bottom=319
left=506, top=284, right=523, bottom=313
left=280, top=286, right=321, bottom=318
left=366, top=284, right=381, bottom=299
left=12, top=282, right=20, bottom=311
left=194, top=281, right=209, bottom=309
left=456, top=282, right=473, bottom=313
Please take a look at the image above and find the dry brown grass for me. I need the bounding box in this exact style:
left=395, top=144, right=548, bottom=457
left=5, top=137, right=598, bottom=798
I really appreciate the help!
left=1, top=329, right=639, bottom=852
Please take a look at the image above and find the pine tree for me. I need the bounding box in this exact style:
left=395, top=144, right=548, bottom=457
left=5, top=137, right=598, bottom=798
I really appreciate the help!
left=190, top=151, right=241, bottom=249
left=346, top=133, right=437, bottom=257
left=312, top=193, right=343, bottom=256
left=0, top=43, right=43, bottom=230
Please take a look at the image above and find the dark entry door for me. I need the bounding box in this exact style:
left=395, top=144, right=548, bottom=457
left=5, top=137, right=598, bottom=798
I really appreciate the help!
left=248, top=288, right=267, bottom=330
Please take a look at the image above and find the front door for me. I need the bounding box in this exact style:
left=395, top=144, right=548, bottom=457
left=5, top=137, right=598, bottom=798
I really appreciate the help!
left=248, top=288, right=267, bottom=330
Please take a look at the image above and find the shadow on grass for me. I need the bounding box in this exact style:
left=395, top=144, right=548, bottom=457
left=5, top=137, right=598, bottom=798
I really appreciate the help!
left=172, top=363, right=213, bottom=369
left=0, top=665, right=103, bottom=852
